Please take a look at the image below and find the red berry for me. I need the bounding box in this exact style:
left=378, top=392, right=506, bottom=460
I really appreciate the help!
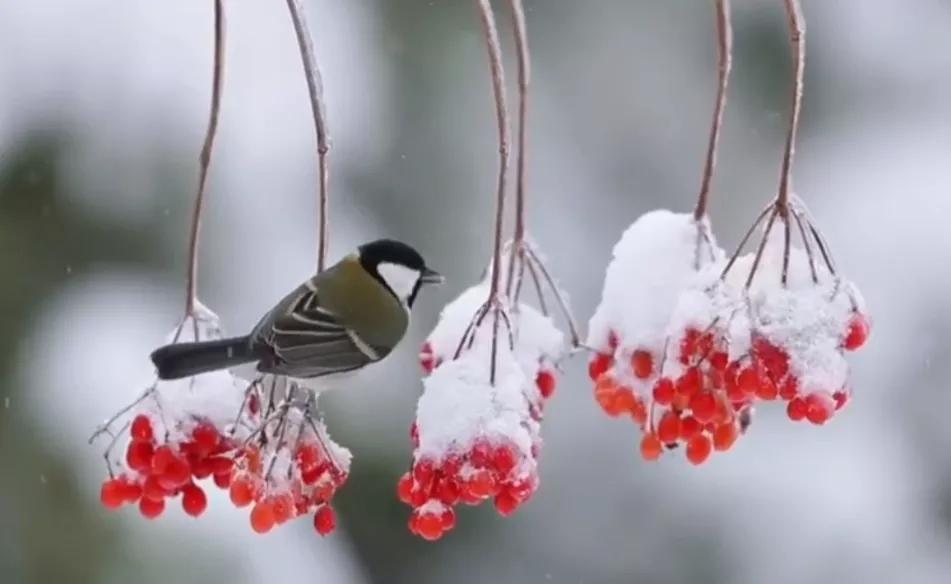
left=272, top=494, right=294, bottom=524
left=689, top=391, right=717, bottom=423
left=652, top=378, right=675, bottom=405
left=588, top=353, right=613, bottom=382
left=607, top=330, right=620, bottom=351
left=640, top=434, right=663, bottom=461
left=440, top=506, right=457, bottom=530
left=779, top=376, right=799, bottom=400
left=181, top=483, right=208, bottom=517
left=492, top=445, right=518, bottom=476
left=213, top=471, right=231, bottom=489
left=756, top=377, right=779, bottom=401
left=686, top=434, right=712, bottom=465
left=737, top=368, right=761, bottom=397
left=471, top=440, right=492, bottom=468
left=122, top=480, right=144, bottom=504
left=494, top=490, right=520, bottom=516
left=314, top=506, right=336, bottom=536
left=139, top=496, right=165, bottom=519
left=805, top=391, right=835, bottom=425
left=131, top=415, right=154, bottom=443
left=100, top=479, right=126, bottom=510
left=833, top=389, right=850, bottom=411
left=786, top=397, right=807, bottom=421
left=656, top=411, right=681, bottom=444
left=410, top=422, right=419, bottom=448
left=710, top=351, right=729, bottom=371
left=680, top=416, right=702, bottom=440
left=844, top=313, right=870, bottom=351
left=208, top=456, right=234, bottom=475
left=436, top=478, right=460, bottom=506
left=192, top=423, right=220, bottom=456
left=229, top=476, right=255, bottom=508
left=413, top=459, right=436, bottom=487
left=713, top=423, right=738, bottom=451
left=536, top=370, right=557, bottom=399
left=679, top=328, right=700, bottom=364
left=397, top=472, right=414, bottom=505
left=676, top=367, right=702, bottom=397
left=142, top=475, right=169, bottom=501
left=466, top=470, right=496, bottom=499
left=420, top=342, right=436, bottom=374
left=126, top=441, right=154, bottom=472
left=250, top=501, right=276, bottom=534
left=160, top=457, right=191, bottom=489
left=631, top=350, right=653, bottom=379
left=151, top=445, right=176, bottom=476
left=414, top=510, right=445, bottom=541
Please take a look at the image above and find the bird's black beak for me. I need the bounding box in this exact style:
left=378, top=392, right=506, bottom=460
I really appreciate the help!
left=420, top=267, right=444, bottom=285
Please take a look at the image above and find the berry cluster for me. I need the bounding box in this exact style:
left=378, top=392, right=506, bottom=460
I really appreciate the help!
left=587, top=208, right=870, bottom=465
left=228, top=413, right=349, bottom=537
left=99, top=414, right=234, bottom=519
left=404, top=283, right=564, bottom=540
left=398, top=436, right=538, bottom=541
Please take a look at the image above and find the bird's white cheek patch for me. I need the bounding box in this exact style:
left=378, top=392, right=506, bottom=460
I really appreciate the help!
left=377, top=262, right=420, bottom=302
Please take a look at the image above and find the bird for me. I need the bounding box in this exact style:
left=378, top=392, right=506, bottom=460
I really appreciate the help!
left=150, top=239, right=443, bottom=381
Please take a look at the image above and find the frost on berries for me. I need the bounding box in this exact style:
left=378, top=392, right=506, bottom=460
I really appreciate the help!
left=587, top=207, right=870, bottom=465
left=96, top=306, right=350, bottom=537
left=403, top=281, right=566, bottom=540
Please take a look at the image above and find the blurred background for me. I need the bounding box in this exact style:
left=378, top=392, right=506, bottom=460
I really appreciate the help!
left=1, top=0, right=950, bottom=582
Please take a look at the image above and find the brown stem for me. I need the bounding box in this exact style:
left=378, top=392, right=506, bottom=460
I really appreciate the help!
left=744, top=207, right=779, bottom=289
left=505, top=0, right=530, bottom=295
left=285, top=0, right=331, bottom=271
left=777, top=0, right=805, bottom=213
left=719, top=203, right=772, bottom=279
left=694, top=0, right=733, bottom=220
left=185, top=0, right=226, bottom=315
left=475, top=0, right=511, bottom=385
left=476, top=0, right=511, bottom=303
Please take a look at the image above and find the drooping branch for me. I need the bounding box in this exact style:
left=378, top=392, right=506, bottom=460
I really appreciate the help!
left=285, top=0, right=331, bottom=271
left=777, top=0, right=805, bottom=214
left=693, top=0, right=733, bottom=220
left=185, top=0, right=227, bottom=315
left=505, top=0, right=530, bottom=294
left=474, top=0, right=511, bottom=384
left=475, top=0, right=511, bottom=302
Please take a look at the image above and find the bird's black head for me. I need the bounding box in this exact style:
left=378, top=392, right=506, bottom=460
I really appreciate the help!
left=358, top=239, right=443, bottom=306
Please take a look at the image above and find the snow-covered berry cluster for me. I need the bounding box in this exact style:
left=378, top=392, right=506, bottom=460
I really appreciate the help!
left=588, top=206, right=869, bottom=465
left=96, top=309, right=350, bottom=536
left=401, top=281, right=565, bottom=540
left=100, top=412, right=235, bottom=519
left=227, top=396, right=350, bottom=536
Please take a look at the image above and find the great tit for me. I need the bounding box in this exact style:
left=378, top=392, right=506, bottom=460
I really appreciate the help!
left=150, top=239, right=443, bottom=380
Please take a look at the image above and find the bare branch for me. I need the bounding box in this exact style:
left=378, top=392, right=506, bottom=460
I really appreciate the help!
left=777, top=0, right=805, bottom=213
left=285, top=0, right=331, bottom=271
left=185, top=0, right=226, bottom=315
left=694, top=0, right=732, bottom=220
left=505, top=0, right=530, bottom=295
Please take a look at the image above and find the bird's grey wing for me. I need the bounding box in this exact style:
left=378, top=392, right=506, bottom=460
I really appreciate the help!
left=251, top=286, right=388, bottom=378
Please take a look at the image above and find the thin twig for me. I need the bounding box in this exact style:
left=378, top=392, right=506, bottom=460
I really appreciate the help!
left=776, top=0, right=805, bottom=214
left=474, top=0, right=511, bottom=384
left=791, top=207, right=819, bottom=283
left=744, top=207, right=779, bottom=289
left=505, top=0, right=530, bottom=296
left=719, top=203, right=772, bottom=279
left=694, top=0, right=733, bottom=220
left=185, top=0, right=226, bottom=315
left=523, top=246, right=582, bottom=347
left=285, top=0, right=331, bottom=270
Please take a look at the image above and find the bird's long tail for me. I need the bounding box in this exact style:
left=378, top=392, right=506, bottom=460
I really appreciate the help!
left=150, top=336, right=256, bottom=380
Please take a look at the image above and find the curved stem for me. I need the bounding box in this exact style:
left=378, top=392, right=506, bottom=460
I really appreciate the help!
left=185, top=0, right=226, bottom=315
left=694, top=0, right=732, bottom=220
left=777, top=0, right=805, bottom=214
left=285, top=0, right=331, bottom=271
left=475, top=0, right=511, bottom=303
left=505, top=0, right=530, bottom=295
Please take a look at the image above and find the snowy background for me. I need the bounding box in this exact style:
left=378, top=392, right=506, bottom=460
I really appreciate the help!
left=1, top=1, right=950, bottom=583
